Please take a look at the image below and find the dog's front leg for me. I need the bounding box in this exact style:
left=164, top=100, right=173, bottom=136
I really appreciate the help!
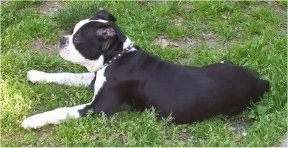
left=21, top=103, right=89, bottom=129
left=21, top=97, right=122, bottom=129
left=27, top=70, right=95, bottom=87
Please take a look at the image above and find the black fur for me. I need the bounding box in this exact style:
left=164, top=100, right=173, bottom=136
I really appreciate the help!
left=72, top=10, right=270, bottom=123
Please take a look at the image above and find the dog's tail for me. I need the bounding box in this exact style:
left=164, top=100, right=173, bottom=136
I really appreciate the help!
left=252, top=79, right=270, bottom=102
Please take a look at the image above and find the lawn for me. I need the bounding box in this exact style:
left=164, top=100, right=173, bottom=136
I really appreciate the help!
left=1, top=1, right=287, bottom=147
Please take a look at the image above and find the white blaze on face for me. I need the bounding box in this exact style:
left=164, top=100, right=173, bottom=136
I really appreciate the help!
left=59, top=18, right=134, bottom=72
left=59, top=19, right=108, bottom=72
left=59, top=35, right=84, bottom=63
left=72, top=19, right=108, bottom=34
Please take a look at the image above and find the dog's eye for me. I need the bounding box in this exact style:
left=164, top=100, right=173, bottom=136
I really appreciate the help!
left=73, top=35, right=81, bottom=44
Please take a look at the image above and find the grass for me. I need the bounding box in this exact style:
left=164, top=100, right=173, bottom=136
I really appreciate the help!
left=1, top=1, right=287, bottom=147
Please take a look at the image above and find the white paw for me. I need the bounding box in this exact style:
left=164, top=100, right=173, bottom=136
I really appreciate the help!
left=27, top=70, right=47, bottom=83
left=21, top=113, right=49, bottom=129
left=21, top=107, right=79, bottom=129
left=21, top=104, right=86, bottom=129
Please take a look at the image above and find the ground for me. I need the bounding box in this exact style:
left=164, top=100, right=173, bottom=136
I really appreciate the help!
left=1, top=1, right=287, bottom=147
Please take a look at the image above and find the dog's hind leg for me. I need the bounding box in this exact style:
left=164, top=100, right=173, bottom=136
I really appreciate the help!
left=27, top=70, right=95, bottom=87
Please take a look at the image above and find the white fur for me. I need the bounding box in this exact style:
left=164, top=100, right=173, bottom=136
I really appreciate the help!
left=59, top=34, right=105, bottom=72
left=21, top=103, right=88, bottom=129
left=220, top=61, right=225, bottom=63
left=123, top=37, right=137, bottom=52
left=59, top=19, right=109, bottom=72
left=27, top=70, right=95, bottom=87
left=84, top=55, right=105, bottom=72
left=60, top=19, right=136, bottom=72
left=123, top=37, right=132, bottom=49
left=21, top=18, right=134, bottom=129
left=92, top=66, right=107, bottom=100
left=73, top=19, right=108, bottom=34
left=22, top=67, right=107, bottom=129
left=59, top=36, right=136, bottom=71
left=27, top=70, right=48, bottom=83
left=59, top=35, right=86, bottom=63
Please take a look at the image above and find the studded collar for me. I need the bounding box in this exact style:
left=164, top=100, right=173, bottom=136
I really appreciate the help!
left=98, top=43, right=135, bottom=70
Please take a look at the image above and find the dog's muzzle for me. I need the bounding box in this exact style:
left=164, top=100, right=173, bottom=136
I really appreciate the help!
left=59, top=36, right=69, bottom=50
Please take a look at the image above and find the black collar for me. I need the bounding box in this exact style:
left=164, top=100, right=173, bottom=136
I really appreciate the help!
left=99, top=45, right=135, bottom=70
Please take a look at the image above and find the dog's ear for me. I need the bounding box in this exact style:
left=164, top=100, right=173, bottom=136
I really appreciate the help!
left=91, top=10, right=117, bottom=22
left=95, top=22, right=126, bottom=42
left=96, top=26, right=116, bottom=39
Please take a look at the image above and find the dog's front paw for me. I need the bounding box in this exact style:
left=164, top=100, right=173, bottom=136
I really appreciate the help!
left=21, top=108, right=69, bottom=129
left=27, top=70, right=47, bottom=83
left=21, top=114, right=49, bottom=129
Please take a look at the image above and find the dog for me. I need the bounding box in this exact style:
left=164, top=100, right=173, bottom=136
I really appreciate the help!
left=21, top=10, right=269, bottom=129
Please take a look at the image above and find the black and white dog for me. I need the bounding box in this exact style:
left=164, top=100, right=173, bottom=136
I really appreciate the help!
left=22, top=10, right=269, bottom=129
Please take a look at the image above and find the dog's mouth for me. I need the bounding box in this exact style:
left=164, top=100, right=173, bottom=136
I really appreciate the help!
left=59, top=36, right=70, bottom=50
left=58, top=48, right=69, bottom=62
left=58, top=45, right=66, bottom=52
left=58, top=37, right=71, bottom=61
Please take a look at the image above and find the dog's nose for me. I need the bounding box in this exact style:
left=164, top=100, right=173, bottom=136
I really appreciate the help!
left=59, top=36, right=67, bottom=45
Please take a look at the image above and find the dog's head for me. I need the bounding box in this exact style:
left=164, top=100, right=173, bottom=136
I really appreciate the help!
left=59, top=10, right=132, bottom=72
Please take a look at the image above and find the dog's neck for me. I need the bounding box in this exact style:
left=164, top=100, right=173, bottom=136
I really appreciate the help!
left=86, top=37, right=136, bottom=72
left=103, top=36, right=135, bottom=59
left=101, top=43, right=135, bottom=70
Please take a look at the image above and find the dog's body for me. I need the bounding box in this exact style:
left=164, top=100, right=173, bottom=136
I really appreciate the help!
left=22, top=10, right=269, bottom=129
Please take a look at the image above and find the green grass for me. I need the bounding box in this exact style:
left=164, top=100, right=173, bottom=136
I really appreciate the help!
left=1, top=1, right=287, bottom=147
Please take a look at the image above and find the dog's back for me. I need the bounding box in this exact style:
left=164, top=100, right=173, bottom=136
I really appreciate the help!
left=201, top=62, right=269, bottom=103
left=173, top=62, right=270, bottom=123
left=123, top=53, right=270, bottom=123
